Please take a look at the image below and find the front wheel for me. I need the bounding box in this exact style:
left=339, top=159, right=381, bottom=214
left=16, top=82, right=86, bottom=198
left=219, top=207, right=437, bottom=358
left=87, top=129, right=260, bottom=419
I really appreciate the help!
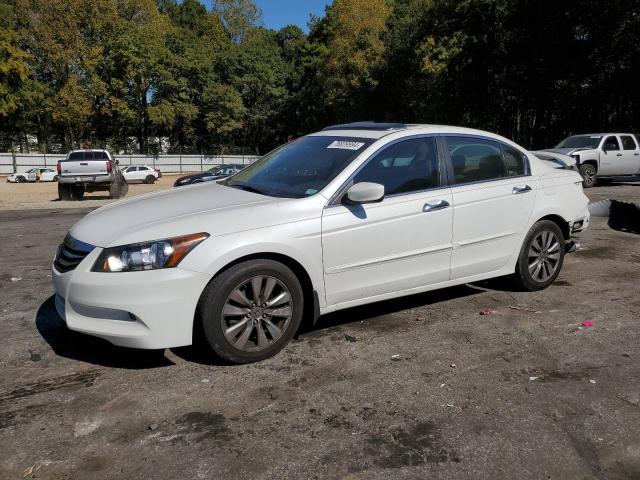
left=145, top=175, right=155, bottom=184
left=579, top=164, right=597, bottom=188
left=196, top=259, right=304, bottom=364
left=513, top=220, right=565, bottom=291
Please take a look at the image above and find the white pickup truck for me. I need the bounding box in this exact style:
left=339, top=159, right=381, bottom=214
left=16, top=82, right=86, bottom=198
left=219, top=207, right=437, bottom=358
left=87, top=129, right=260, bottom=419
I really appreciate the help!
left=56, top=149, right=128, bottom=200
left=543, top=133, right=640, bottom=187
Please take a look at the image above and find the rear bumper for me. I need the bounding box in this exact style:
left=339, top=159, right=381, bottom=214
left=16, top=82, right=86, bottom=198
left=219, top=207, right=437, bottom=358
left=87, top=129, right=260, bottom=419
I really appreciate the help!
left=52, top=248, right=211, bottom=349
left=58, top=174, right=113, bottom=185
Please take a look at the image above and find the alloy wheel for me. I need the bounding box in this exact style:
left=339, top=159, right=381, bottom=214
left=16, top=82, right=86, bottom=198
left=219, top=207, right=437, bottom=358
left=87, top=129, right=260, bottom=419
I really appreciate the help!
left=528, top=230, right=561, bottom=282
left=221, top=275, right=293, bottom=352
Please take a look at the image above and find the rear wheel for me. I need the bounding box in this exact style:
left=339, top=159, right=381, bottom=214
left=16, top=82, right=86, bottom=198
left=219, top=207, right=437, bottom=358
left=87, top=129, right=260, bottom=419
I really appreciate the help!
left=109, top=178, right=127, bottom=199
left=513, top=220, right=565, bottom=291
left=197, top=259, right=304, bottom=364
left=57, top=183, right=71, bottom=200
left=579, top=163, right=597, bottom=188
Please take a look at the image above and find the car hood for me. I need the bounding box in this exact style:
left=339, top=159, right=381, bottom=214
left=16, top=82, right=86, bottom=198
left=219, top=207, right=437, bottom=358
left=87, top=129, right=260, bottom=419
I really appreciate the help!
left=542, top=147, right=592, bottom=156
left=69, top=182, right=284, bottom=247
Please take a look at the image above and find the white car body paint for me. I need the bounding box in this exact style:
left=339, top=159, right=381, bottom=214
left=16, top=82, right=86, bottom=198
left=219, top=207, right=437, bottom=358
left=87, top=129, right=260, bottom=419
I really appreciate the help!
left=122, top=165, right=159, bottom=183
left=52, top=125, right=590, bottom=349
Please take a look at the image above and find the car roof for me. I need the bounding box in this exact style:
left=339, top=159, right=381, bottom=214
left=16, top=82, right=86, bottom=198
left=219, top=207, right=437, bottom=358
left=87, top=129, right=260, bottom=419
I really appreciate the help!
left=310, top=123, right=516, bottom=141
left=69, top=149, right=109, bottom=152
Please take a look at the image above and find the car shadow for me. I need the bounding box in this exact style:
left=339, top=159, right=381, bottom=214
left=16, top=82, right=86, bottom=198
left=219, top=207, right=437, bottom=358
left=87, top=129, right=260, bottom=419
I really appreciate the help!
left=36, top=295, right=174, bottom=369
left=299, top=284, right=484, bottom=335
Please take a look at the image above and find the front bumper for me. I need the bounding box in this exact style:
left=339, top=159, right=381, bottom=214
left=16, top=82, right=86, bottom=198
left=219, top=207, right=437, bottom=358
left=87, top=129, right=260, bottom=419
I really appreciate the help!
left=52, top=247, right=211, bottom=349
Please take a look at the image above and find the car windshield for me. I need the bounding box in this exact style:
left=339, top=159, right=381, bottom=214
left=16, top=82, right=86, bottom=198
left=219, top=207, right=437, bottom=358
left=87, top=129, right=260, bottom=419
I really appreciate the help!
left=226, top=136, right=374, bottom=198
left=556, top=135, right=602, bottom=149
left=206, top=166, right=225, bottom=175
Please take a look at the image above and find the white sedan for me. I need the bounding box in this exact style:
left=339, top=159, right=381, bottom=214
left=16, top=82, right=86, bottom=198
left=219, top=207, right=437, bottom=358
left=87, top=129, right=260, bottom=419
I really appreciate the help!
left=52, top=123, right=590, bottom=363
left=7, top=168, right=58, bottom=183
left=122, top=165, right=159, bottom=184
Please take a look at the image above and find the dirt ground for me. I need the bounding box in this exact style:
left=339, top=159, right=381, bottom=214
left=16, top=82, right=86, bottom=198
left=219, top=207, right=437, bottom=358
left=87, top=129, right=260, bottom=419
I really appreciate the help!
left=0, top=175, right=179, bottom=211
left=1, top=180, right=640, bottom=479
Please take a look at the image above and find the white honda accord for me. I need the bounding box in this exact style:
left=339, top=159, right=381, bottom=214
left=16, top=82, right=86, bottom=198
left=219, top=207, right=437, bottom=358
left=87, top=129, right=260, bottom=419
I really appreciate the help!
left=52, top=123, right=590, bottom=363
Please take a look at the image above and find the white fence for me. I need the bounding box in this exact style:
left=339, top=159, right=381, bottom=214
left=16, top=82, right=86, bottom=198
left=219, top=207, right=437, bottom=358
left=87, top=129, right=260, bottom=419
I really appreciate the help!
left=0, top=153, right=260, bottom=175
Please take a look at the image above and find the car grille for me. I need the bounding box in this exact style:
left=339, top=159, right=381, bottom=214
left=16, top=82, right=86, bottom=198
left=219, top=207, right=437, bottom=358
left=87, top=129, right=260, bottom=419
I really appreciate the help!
left=54, top=235, right=95, bottom=273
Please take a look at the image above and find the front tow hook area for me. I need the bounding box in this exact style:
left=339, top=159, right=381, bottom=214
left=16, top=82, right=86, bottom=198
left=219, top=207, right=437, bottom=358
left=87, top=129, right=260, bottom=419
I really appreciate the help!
left=565, top=240, right=578, bottom=254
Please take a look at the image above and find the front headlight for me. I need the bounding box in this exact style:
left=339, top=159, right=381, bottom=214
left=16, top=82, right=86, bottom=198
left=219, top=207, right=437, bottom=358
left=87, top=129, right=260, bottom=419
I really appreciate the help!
left=92, top=233, right=209, bottom=272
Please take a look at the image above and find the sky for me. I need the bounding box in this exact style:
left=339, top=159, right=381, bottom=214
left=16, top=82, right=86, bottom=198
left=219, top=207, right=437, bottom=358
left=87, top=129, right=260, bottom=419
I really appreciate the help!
left=204, top=1, right=330, bottom=32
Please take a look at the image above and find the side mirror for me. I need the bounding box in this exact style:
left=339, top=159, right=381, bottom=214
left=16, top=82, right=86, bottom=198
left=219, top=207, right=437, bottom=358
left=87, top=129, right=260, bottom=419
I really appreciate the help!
left=346, top=182, right=385, bottom=204
left=115, top=159, right=120, bottom=165
left=603, top=143, right=616, bottom=152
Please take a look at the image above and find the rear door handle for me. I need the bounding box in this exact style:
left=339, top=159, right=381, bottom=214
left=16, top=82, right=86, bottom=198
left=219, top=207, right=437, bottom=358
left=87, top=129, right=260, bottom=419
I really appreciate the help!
left=423, top=200, right=450, bottom=212
left=512, top=185, right=532, bottom=194
left=616, top=153, right=623, bottom=157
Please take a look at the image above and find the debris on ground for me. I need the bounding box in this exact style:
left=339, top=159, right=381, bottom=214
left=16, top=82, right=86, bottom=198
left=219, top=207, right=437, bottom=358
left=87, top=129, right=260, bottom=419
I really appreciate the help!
left=29, top=350, right=41, bottom=362
left=589, top=379, right=596, bottom=384
left=582, top=320, right=594, bottom=327
left=450, top=363, right=457, bottom=368
left=479, top=308, right=492, bottom=316
left=344, top=334, right=357, bottom=343
left=10, top=277, right=22, bottom=282
left=608, top=199, right=640, bottom=234
left=509, top=305, right=542, bottom=314
left=391, top=354, right=401, bottom=361
left=149, top=423, right=158, bottom=431
left=529, top=376, right=539, bottom=381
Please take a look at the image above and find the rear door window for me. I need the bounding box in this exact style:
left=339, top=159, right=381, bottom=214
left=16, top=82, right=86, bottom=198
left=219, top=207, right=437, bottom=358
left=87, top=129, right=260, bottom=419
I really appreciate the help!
left=621, top=135, right=638, bottom=150
left=501, top=145, right=528, bottom=176
left=445, top=137, right=508, bottom=184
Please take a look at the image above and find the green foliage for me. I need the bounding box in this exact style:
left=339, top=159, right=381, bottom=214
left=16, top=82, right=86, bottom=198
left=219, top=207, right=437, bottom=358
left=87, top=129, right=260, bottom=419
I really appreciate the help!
left=1, top=0, right=639, bottom=153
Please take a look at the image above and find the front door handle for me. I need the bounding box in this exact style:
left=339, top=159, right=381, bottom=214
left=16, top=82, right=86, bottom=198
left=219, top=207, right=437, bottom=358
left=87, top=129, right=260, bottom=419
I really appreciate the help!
left=512, top=185, right=532, bottom=194
left=423, top=200, right=450, bottom=212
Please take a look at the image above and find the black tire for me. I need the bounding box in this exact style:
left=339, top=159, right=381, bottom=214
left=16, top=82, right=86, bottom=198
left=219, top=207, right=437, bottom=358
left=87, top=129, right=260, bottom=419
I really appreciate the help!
left=145, top=175, right=155, bottom=184
left=57, top=183, right=71, bottom=200
left=513, top=220, right=565, bottom=291
left=70, top=185, right=85, bottom=200
left=53, top=175, right=59, bottom=182
left=17, top=176, right=26, bottom=183
left=196, top=259, right=304, bottom=364
left=579, top=163, right=597, bottom=188
left=109, top=178, right=126, bottom=199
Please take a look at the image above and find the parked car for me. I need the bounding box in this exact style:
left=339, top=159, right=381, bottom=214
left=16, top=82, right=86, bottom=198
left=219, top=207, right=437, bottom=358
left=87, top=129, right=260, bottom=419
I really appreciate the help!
left=122, top=165, right=159, bottom=184
left=52, top=122, right=589, bottom=364
left=56, top=149, right=127, bottom=200
left=543, top=133, right=640, bottom=187
left=7, top=167, right=58, bottom=183
left=174, top=164, right=245, bottom=187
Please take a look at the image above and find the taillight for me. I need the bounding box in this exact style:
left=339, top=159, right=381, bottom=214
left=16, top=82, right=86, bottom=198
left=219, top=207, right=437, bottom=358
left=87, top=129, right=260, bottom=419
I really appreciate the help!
left=106, top=161, right=112, bottom=172
left=56, top=162, right=61, bottom=174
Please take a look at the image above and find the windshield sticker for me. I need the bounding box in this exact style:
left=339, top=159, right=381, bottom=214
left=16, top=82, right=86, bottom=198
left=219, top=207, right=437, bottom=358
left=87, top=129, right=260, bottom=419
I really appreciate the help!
left=327, top=140, right=366, bottom=150
left=305, top=188, right=318, bottom=196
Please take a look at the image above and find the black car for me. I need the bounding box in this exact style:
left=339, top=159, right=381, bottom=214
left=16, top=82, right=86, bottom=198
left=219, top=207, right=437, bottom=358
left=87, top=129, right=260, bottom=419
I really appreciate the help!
left=173, top=164, right=245, bottom=187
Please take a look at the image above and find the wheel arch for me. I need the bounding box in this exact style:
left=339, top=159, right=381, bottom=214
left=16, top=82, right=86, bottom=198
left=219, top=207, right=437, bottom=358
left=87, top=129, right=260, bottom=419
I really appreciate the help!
left=195, top=251, right=321, bottom=342
left=581, top=159, right=598, bottom=172
left=535, top=214, right=570, bottom=240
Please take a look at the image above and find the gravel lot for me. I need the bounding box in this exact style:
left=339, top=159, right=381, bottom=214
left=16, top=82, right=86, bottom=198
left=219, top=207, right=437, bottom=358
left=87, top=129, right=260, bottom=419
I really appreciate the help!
left=1, top=180, right=640, bottom=479
left=0, top=175, right=177, bottom=210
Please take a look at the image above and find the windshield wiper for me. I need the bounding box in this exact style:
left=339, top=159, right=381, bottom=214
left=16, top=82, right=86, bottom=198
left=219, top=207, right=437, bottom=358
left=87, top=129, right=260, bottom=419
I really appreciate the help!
left=227, top=182, right=270, bottom=196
